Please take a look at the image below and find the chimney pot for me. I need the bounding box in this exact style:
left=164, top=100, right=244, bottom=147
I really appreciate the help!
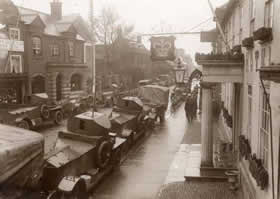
left=50, top=0, right=62, bottom=20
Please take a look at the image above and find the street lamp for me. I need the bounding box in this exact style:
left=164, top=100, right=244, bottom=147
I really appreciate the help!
left=173, top=58, right=186, bottom=87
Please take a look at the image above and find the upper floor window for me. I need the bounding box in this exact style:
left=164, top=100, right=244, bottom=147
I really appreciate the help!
left=68, top=41, right=74, bottom=57
left=249, top=20, right=255, bottom=37
left=261, top=48, right=266, bottom=67
left=264, top=0, right=274, bottom=28
left=247, top=85, right=252, bottom=144
left=259, top=86, right=270, bottom=170
left=32, top=37, right=42, bottom=55
left=250, top=0, right=256, bottom=19
left=9, top=55, right=22, bottom=73
left=50, top=44, right=59, bottom=56
left=9, top=28, right=20, bottom=40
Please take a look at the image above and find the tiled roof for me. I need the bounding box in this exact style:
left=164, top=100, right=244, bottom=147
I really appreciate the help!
left=17, top=6, right=92, bottom=41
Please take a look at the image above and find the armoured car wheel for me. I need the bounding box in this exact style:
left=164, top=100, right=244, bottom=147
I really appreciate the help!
left=41, top=104, right=50, bottom=120
left=96, top=140, right=112, bottom=169
left=54, top=110, right=63, bottom=125
left=18, top=120, right=30, bottom=130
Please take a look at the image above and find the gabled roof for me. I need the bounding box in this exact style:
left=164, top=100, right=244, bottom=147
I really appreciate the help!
left=16, top=6, right=92, bottom=41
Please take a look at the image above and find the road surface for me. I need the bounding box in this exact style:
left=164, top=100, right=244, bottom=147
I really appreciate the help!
left=91, top=104, right=187, bottom=199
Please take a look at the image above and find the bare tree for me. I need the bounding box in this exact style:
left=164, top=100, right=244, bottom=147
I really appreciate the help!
left=94, top=5, right=134, bottom=70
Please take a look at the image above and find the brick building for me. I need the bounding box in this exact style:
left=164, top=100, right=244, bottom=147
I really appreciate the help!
left=0, top=0, right=93, bottom=103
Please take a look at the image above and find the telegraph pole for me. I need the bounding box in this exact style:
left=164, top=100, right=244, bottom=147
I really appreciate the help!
left=89, top=0, right=96, bottom=117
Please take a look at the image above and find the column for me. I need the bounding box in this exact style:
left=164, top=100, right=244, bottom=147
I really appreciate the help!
left=201, top=82, right=214, bottom=167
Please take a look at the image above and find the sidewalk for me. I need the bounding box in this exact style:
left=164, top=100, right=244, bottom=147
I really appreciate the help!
left=156, top=116, right=242, bottom=199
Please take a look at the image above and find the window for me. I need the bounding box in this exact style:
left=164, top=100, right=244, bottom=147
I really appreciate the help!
left=9, top=55, right=22, bottom=73
left=268, top=46, right=271, bottom=65
left=68, top=41, right=74, bottom=57
left=261, top=48, right=266, bottom=67
left=259, top=87, right=270, bottom=169
left=239, top=29, right=243, bottom=44
left=84, top=43, right=91, bottom=63
left=70, top=74, right=81, bottom=91
left=9, top=28, right=20, bottom=40
left=245, top=52, right=249, bottom=72
left=264, top=0, right=274, bottom=28
left=255, top=51, right=259, bottom=69
left=250, top=0, right=256, bottom=19
left=32, top=37, right=41, bottom=55
left=249, top=51, right=253, bottom=72
left=247, top=85, right=252, bottom=144
left=249, top=19, right=255, bottom=37
left=50, top=44, right=59, bottom=56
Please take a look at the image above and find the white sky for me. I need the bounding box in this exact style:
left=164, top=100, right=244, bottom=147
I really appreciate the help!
left=11, top=0, right=228, bottom=62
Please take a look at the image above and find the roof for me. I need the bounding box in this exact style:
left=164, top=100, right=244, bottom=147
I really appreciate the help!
left=75, top=111, right=111, bottom=129
left=122, top=96, right=144, bottom=107
left=112, top=112, right=137, bottom=125
left=16, top=6, right=92, bottom=40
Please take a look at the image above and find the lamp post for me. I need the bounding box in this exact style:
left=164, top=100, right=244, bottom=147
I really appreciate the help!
left=173, top=58, right=186, bottom=87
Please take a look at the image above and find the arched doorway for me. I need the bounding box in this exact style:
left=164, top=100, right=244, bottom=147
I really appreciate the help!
left=32, top=75, right=45, bottom=94
left=56, top=74, right=62, bottom=101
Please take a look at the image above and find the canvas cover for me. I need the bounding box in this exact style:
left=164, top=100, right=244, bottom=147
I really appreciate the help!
left=0, top=124, right=44, bottom=187
left=138, top=85, right=170, bottom=106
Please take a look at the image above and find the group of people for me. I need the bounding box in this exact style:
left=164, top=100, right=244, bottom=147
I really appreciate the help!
left=184, top=91, right=198, bottom=123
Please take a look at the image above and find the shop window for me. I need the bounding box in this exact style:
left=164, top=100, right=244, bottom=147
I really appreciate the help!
left=32, top=36, right=42, bottom=55
left=9, top=55, right=22, bottom=73
left=71, top=74, right=82, bottom=91
left=9, top=28, right=20, bottom=40
left=32, top=75, right=45, bottom=94
left=259, top=87, right=270, bottom=169
left=68, top=41, right=74, bottom=57
left=50, top=44, right=59, bottom=56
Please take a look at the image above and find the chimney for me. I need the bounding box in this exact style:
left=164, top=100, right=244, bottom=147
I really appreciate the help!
left=50, top=0, right=62, bottom=20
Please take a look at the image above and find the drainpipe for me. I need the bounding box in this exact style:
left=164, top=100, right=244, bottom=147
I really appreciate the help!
left=260, top=77, right=275, bottom=199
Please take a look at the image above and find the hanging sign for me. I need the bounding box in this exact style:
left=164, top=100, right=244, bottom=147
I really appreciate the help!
left=150, top=36, right=176, bottom=61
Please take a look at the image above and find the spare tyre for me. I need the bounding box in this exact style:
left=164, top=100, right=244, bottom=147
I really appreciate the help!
left=96, top=140, right=112, bottom=169
left=40, top=104, right=50, bottom=120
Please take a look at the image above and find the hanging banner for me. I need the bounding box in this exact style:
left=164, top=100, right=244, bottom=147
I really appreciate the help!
left=150, top=36, right=176, bottom=61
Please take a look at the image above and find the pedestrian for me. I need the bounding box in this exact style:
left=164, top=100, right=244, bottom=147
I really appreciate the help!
left=184, top=94, right=191, bottom=123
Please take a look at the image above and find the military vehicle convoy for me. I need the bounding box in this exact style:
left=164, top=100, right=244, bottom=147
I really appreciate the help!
left=0, top=111, right=126, bottom=199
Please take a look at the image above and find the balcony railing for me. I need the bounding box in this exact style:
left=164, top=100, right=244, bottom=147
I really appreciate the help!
left=253, top=27, right=273, bottom=43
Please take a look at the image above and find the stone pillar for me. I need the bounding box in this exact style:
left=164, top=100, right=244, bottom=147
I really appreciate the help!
left=201, top=82, right=214, bottom=167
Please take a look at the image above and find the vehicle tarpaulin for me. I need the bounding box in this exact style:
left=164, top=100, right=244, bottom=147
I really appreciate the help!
left=138, top=85, right=170, bottom=106
left=0, top=124, right=44, bottom=187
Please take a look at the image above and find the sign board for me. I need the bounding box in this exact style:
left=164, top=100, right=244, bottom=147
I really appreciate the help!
left=150, top=36, right=175, bottom=61
left=200, top=31, right=217, bottom=42
left=0, top=39, right=24, bottom=52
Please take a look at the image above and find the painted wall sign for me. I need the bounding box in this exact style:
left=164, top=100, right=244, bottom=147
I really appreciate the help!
left=0, top=39, right=24, bottom=52
left=150, top=36, right=176, bottom=61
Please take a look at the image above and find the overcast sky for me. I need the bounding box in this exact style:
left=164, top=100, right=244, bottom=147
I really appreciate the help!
left=11, top=0, right=228, bottom=63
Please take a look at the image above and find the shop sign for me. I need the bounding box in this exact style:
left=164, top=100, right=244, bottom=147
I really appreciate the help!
left=0, top=39, right=24, bottom=52
left=150, top=36, right=175, bottom=61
